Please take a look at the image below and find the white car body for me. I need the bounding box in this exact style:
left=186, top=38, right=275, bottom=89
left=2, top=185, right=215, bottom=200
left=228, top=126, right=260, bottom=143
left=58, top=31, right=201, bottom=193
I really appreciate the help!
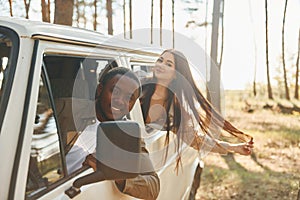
left=0, top=17, right=199, bottom=200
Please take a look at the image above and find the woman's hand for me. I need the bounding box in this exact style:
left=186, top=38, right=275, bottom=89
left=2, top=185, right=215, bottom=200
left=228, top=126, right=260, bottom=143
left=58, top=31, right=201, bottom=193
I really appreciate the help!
left=228, top=140, right=254, bottom=155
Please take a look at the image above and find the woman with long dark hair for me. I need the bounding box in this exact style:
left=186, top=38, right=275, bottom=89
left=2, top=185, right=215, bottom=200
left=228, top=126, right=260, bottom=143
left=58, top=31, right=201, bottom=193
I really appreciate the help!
left=140, top=49, right=254, bottom=167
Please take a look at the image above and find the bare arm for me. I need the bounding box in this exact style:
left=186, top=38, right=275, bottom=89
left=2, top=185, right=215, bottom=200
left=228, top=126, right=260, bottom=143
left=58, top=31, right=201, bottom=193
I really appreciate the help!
left=190, top=132, right=254, bottom=155
left=215, top=140, right=254, bottom=155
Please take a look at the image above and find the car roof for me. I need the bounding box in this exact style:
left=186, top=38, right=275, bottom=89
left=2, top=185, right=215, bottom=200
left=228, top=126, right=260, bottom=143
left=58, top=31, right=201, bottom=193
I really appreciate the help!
left=0, top=16, right=161, bottom=57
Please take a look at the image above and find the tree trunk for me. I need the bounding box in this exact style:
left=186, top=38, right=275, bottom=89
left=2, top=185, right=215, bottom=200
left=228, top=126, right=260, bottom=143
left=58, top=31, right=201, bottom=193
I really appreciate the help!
left=24, top=0, right=31, bottom=19
left=205, top=0, right=209, bottom=95
left=248, top=0, right=257, bottom=96
left=54, top=0, right=74, bottom=26
left=123, top=0, right=126, bottom=38
left=93, top=0, right=97, bottom=31
left=282, top=0, right=290, bottom=100
left=265, top=0, right=273, bottom=99
left=207, top=0, right=221, bottom=113
left=106, top=0, right=113, bottom=35
left=172, top=0, right=174, bottom=48
left=159, top=0, right=163, bottom=46
left=47, top=0, right=50, bottom=21
left=295, top=29, right=300, bottom=99
left=8, top=0, right=13, bottom=16
left=41, top=0, right=51, bottom=22
left=208, top=0, right=221, bottom=112
left=218, top=0, right=224, bottom=68
left=129, top=0, right=132, bottom=39
left=150, top=0, right=154, bottom=44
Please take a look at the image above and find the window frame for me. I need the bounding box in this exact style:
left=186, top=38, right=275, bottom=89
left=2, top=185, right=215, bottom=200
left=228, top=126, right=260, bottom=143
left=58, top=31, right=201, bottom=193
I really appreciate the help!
left=25, top=52, right=119, bottom=199
left=0, top=27, right=20, bottom=133
left=25, top=65, right=66, bottom=199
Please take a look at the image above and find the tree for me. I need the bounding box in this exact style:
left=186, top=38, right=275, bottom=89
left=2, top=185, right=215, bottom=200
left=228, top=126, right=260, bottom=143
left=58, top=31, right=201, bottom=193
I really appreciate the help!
left=205, top=0, right=209, bottom=93
left=248, top=0, right=257, bottom=96
left=159, top=0, right=162, bottom=46
left=172, top=0, right=174, bottom=48
left=41, top=0, right=51, bottom=22
left=24, top=0, right=31, bottom=19
left=282, top=0, right=290, bottom=100
left=123, top=0, right=126, bottom=38
left=265, top=0, right=273, bottom=99
left=208, top=0, right=221, bottom=112
left=295, top=29, right=300, bottom=99
left=129, top=0, right=132, bottom=38
left=106, top=0, right=113, bottom=35
left=8, top=0, right=13, bottom=16
left=150, top=0, right=153, bottom=44
left=54, top=0, right=74, bottom=26
left=218, top=0, right=224, bottom=68
left=93, top=0, right=97, bottom=31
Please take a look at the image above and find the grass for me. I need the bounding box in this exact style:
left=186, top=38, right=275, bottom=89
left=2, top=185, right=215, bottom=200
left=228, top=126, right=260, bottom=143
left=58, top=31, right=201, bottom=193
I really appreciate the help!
left=195, top=90, right=300, bottom=200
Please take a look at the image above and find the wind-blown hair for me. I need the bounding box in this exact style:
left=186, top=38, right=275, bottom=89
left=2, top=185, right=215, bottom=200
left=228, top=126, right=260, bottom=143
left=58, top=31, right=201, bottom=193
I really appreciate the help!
left=140, top=49, right=252, bottom=169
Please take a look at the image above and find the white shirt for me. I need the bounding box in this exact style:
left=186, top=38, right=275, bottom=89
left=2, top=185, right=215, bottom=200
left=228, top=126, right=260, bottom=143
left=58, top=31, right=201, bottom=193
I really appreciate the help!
left=66, top=120, right=100, bottom=174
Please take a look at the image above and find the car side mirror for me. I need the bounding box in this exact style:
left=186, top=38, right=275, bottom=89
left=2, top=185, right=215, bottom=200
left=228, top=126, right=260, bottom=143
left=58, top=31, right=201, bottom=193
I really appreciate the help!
left=96, top=120, right=142, bottom=180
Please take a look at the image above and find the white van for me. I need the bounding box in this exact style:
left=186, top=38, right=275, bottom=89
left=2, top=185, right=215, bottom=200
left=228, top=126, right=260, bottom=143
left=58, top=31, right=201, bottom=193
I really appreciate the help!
left=0, top=17, right=199, bottom=200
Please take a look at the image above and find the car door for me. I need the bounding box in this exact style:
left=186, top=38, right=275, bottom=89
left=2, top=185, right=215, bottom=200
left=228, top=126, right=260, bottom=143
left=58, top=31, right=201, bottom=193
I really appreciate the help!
left=24, top=40, right=139, bottom=200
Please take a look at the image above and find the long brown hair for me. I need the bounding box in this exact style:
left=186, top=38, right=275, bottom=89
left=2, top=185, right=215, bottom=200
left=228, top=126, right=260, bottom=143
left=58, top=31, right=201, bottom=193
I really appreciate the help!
left=140, top=49, right=252, bottom=168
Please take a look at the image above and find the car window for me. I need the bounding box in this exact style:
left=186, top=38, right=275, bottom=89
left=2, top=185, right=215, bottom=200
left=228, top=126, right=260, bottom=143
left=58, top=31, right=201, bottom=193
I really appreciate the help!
left=26, top=75, right=63, bottom=198
left=0, top=32, right=12, bottom=102
left=26, top=54, right=116, bottom=198
left=131, top=63, right=154, bottom=81
left=0, top=27, right=19, bottom=132
left=43, top=55, right=110, bottom=153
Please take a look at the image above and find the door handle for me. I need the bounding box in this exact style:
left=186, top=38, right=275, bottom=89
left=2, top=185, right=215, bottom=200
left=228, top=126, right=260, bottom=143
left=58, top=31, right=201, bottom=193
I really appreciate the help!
left=65, top=186, right=81, bottom=199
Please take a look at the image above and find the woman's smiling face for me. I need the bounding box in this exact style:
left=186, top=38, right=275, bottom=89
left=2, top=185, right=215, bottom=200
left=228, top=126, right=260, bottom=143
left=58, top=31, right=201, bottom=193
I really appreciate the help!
left=154, top=52, right=176, bottom=84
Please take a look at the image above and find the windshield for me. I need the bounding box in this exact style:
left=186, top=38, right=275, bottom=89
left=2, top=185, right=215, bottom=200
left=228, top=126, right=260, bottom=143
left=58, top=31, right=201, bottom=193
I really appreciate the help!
left=0, top=27, right=19, bottom=131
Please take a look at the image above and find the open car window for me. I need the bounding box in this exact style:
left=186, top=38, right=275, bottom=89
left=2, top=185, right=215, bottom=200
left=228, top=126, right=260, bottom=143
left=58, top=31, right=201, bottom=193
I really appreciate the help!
left=0, top=27, right=19, bottom=132
left=26, top=54, right=119, bottom=198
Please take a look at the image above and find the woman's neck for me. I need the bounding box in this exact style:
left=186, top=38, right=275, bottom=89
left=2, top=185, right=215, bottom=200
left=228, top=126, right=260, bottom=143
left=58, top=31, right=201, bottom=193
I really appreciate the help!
left=152, top=84, right=168, bottom=100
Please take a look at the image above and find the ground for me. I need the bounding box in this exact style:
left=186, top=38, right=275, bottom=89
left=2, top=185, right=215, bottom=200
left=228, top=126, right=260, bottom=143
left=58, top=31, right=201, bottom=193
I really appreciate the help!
left=195, top=91, right=300, bottom=200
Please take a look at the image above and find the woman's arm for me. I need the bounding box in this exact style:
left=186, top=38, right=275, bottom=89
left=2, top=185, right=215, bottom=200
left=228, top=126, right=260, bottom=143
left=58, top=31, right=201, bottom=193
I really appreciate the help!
left=216, top=140, right=254, bottom=155
left=190, top=132, right=254, bottom=156
left=218, top=140, right=254, bottom=155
